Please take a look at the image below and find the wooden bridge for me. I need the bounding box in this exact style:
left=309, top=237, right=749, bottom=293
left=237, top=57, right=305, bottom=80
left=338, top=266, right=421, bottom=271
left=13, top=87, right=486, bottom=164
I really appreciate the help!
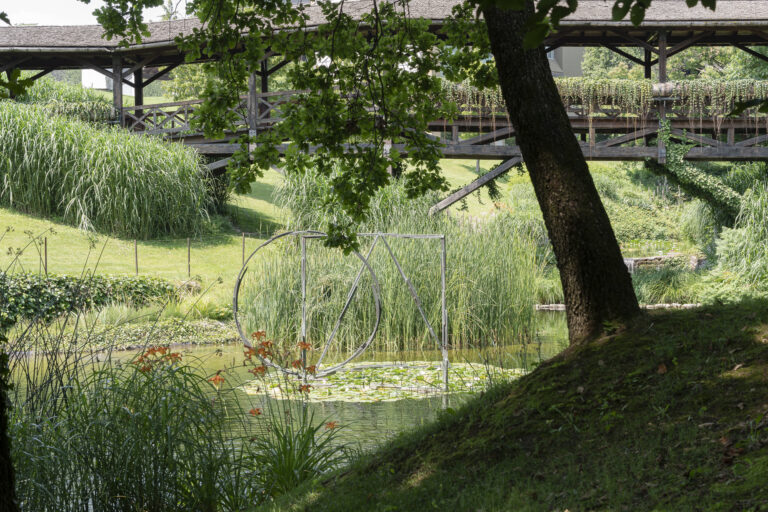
left=3, top=0, right=768, bottom=208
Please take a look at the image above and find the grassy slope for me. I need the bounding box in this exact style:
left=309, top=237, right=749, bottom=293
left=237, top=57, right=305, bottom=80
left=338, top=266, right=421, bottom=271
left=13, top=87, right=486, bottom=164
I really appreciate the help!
left=266, top=301, right=768, bottom=511
left=0, top=170, right=285, bottom=284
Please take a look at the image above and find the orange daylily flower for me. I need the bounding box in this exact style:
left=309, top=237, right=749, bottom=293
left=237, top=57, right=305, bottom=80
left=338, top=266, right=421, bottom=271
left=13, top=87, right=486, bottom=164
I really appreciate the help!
left=165, top=352, right=182, bottom=363
left=291, top=359, right=303, bottom=369
left=299, top=384, right=312, bottom=393
left=325, top=421, right=339, bottom=430
left=157, top=346, right=169, bottom=355
left=249, top=408, right=262, bottom=416
left=139, top=365, right=152, bottom=373
left=259, top=340, right=273, bottom=348
left=297, top=341, right=312, bottom=351
left=306, top=365, right=317, bottom=375
left=251, top=330, right=266, bottom=341
left=208, top=374, right=225, bottom=387
left=248, top=366, right=267, bottom=377
left=244, top=347, right=257, bottom=359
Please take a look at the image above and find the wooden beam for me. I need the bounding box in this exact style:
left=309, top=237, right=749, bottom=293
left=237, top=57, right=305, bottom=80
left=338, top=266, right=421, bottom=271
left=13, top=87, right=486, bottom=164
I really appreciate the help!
left=207, top=157, right=232, bottom=171
left=26, top=69, right=53, bottom=82
left=460, top=127, right=515, bottom=146
left=142, top=62, right=181, bottom=87
left=736, top=134, right=768, bottom=147
left=734, top=44, right=768, bottom=64
left=122, top=55, right=156, bottom=80
left=666, top=31, right=714, bottom=58
left=429, top=158, right=522, bottom=215
left=603, top=45, right=645, bottom=65
left=597, top=127, right=657, bottom=147
left=268, top=59, right=290, bottom=75
left=669, top=128, right=721, bottom=147
left=0, top=57, right=30, bottom=75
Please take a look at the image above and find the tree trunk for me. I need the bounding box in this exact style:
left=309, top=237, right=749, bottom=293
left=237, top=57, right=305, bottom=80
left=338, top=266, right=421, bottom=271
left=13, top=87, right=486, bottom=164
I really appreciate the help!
left=482, top=2, right=640, bottom=343
left=0, top=351, right=18, bottom=512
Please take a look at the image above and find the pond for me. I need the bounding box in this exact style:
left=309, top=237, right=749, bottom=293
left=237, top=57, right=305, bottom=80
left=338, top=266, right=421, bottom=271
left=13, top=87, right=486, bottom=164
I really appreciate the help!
left=13, top=311, right=568, bottom=450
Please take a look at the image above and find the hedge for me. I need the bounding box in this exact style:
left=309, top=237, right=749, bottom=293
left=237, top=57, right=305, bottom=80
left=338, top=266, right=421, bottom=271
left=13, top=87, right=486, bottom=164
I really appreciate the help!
left=0, top=273, right=178, bottom=327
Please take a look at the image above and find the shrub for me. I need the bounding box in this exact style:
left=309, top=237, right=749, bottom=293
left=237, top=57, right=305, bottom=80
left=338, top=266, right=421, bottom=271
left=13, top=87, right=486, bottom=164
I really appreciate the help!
left=0, top=272, right=177, bottom=326
left=0, top=102, right=212, bottom=238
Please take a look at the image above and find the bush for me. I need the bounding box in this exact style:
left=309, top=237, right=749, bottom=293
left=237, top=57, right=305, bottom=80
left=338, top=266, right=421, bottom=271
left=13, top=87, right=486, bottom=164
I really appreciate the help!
left=0, top=272, right=177, bottom=326
left=0, top=102, right=212, bottom=238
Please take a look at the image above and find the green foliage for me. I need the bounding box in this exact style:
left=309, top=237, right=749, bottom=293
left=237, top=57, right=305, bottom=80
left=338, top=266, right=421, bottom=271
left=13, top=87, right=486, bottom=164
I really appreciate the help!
left=164, top=63, right=220, bottom=101
left=250, top=404, right=350, bottom=498
left=239, top=170, right=548, bottom=354
left=0, top=102, right=212, bottom=238
left=716, top=182, right=768, bottom=287
left=631, top=261, right=701, bottom=304
left=269, top=301, right=768, bottom=511
left=16, top=77, right=114, bottom=123
left=0, top=273, right=177, bottom=327
left=11, top=358, right=263, bottom=511
left=649, top=122, right=742, bottom=221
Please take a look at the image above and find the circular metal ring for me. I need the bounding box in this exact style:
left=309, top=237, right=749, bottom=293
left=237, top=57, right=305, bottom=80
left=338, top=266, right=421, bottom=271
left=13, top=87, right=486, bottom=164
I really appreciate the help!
left=233, top=230, right=381, bottom=378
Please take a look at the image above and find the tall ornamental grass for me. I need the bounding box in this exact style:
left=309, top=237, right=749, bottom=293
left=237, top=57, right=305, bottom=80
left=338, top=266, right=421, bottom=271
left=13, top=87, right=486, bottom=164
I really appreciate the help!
left=18, top=77, right=114, bottom=123
left=716, top=182, right=768, bottom=286
left=238, top=171, right=550, bottom=356
left=0, top=102, right=211, bottom=238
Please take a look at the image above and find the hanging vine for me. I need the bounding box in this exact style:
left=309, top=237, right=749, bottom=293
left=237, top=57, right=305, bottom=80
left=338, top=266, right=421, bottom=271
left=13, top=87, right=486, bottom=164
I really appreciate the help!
left=441, top=78, right=768, bottom=120
left=646, top=120, right=742, bottom=222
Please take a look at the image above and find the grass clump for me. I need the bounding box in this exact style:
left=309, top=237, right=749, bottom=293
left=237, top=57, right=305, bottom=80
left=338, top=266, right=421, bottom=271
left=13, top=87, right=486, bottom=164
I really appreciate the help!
left=0, top=102, right=212, bottom=238
left=17, top=77, right=114, bottom=123
left=264, top=300, right=768, bottom=511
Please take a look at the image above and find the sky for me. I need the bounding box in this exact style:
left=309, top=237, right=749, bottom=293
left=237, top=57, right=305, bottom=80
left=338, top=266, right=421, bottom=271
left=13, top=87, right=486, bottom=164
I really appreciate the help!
left=2, top=0, right=169, bottom=26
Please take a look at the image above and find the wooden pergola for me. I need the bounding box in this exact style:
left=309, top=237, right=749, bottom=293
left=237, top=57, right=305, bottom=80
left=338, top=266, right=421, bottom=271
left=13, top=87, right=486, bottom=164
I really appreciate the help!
left=3, top=0, right=768, bottom=209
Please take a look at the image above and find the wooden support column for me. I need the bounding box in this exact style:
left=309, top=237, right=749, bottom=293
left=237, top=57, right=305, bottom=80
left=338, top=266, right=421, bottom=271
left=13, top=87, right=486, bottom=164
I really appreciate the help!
left=657, top=30, right=668, bottom=164
left=644, top=48, right=652, bottom=79
left=259, top=58, right=270, bottom=119
left=247, top=72, right=258, bottom=136
left=112, top=54, right=124, bottom=126
left=134, top=67, right=144, bottom=129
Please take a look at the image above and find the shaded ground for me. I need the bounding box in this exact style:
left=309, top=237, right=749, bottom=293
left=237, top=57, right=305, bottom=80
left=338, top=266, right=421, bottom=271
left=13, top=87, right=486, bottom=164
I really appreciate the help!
left=263, top=301, right=768, bottom=511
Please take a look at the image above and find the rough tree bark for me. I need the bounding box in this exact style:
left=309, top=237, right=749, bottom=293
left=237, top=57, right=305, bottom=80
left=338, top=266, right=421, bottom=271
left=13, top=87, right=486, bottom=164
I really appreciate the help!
left=482, top=2, right=641, bottom=343
left=0, top=353, right=18, bottom=512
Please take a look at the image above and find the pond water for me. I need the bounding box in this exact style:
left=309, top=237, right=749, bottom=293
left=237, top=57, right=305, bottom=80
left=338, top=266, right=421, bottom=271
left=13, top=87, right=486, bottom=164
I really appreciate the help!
left=12, top=311, right=568, bottom=450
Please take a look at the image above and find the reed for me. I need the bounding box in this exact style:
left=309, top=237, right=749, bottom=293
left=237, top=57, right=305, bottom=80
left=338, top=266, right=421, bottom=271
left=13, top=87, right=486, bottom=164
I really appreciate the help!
left=0, top=102, right=211, bottom=239
left=237, top=171, right=550, bottom=357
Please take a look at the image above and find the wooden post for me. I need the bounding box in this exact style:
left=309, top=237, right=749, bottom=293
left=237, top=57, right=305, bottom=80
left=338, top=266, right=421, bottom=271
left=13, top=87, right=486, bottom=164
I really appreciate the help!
left=43, top=237, right=48, bottom=275
left=112, top=54, right=124, bottom=126
left=657, top=31, right=668, bottom=164
left=644, top=48, right=652, bottom=79
left=134, top=67, right=144, bottom=128
left=727, top=127, right=735, bottom=146
left=247, top=73, right=258, bottom=135
left=187, top=237, right=191, bottom=277
left=134, top=239, right=138, bottom=275
left=658, top=31, right=668, bottom=83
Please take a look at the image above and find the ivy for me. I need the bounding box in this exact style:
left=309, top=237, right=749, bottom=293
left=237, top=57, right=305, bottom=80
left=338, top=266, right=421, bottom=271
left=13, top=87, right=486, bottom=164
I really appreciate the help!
left=647, top=121, right=742, bottom=221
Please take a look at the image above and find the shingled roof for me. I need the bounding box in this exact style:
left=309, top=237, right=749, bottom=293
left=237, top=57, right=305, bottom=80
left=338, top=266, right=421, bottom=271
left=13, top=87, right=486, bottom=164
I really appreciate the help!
left=1, top=0, right=767, bottom=53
